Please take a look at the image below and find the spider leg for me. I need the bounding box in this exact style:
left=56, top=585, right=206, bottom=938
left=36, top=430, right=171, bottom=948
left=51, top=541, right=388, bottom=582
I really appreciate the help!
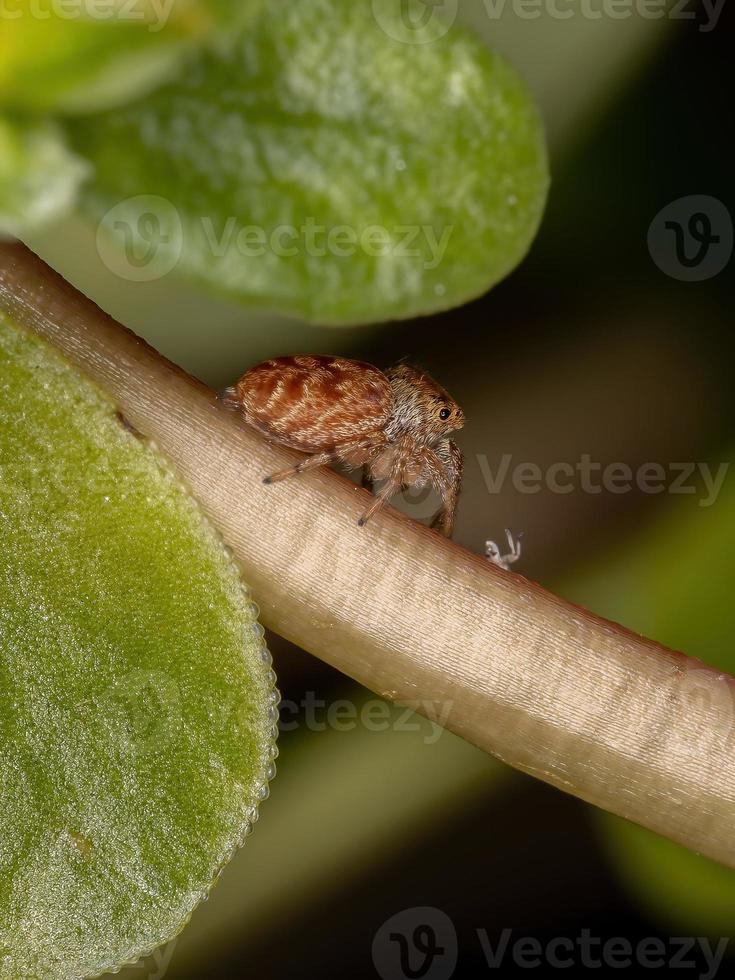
left=357, top=476, right=403, bottom=527
left=264, top=449, right=340, bottom=484
left=264, top=436, right=382, bottom=484
left=424, top=439, right=463, bottom=537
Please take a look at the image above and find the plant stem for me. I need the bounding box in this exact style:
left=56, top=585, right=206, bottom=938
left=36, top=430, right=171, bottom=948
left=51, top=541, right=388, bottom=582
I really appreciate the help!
left=2, top=241, right=734, bottom=868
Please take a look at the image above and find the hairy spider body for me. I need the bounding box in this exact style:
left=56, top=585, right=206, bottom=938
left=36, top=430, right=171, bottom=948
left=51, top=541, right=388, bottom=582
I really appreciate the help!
left=223, top=354, right=465, bottom=536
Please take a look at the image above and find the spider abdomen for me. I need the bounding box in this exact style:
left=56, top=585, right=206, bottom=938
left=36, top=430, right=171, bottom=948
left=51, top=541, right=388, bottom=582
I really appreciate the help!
left=231, top=354, right=393, bottom=452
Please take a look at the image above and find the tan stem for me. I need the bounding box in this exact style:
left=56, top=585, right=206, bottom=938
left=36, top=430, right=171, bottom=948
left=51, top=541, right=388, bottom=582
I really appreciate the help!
left=2, top=241, right=734, bottom=867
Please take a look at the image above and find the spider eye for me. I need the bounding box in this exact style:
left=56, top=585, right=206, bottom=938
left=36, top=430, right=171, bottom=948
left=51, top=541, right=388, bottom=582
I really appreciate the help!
left=439, top=407, right=451, bottom=420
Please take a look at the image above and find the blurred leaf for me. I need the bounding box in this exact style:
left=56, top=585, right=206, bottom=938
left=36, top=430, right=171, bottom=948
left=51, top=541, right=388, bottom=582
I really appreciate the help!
left=149, top=700, right=503, bottom=977
left=67, top=0, right=549, bottom=325
left=0, top=0, right=262, bottom=114
left=565, top=468, right=735, bottom=668
left=456, top=1, right=675, bottom=154
left=23, top=0, right=670, bottom=372
left=602, top=817, right=735, bottom=939
left=564, top=470, right=735, bottom=935
left=0, top=313, right=276, bottom=978
left=0, top=116, right=89, bottom=236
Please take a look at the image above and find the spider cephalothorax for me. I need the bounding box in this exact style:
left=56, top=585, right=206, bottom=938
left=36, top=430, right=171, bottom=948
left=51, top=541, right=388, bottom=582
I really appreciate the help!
left=222, top=354, right=465, bottom=536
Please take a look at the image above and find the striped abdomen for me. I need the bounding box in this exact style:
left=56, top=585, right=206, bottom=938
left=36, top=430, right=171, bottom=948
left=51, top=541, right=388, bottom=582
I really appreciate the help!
left=230, top=355, right=393, bottom=452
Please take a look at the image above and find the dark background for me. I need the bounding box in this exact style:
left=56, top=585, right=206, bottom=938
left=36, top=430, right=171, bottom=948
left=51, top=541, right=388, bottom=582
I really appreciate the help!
left=27, top=1, right=733, bottom=976
left=196, top=7, right=734, bottom=978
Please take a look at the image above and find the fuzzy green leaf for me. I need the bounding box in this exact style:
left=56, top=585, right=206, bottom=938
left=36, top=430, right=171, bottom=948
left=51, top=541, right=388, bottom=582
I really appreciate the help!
left=0, top=117, right=89, bottom=237
left=67, top=0, right=549, bottom=324
left=0, top=313, right=277, bottom=978
left=0, top=0, right=262, bottom=114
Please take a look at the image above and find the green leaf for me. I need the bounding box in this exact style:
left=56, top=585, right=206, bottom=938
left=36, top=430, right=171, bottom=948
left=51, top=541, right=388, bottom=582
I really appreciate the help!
left=563, top=473, right=735, bottom=935
left=0, top=0, right=262, bottom=114
left=601, top=817, right=735, bottom=940
left=0, top=117, right=89, bottom=237
left=67, top=0, right=549, bottom=325
left=0, top=313, right=277, bottom=978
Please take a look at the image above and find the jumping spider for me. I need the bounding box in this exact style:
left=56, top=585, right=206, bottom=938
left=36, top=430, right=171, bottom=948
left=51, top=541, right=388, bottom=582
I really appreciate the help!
left=222, top=354, right=464, bottom=537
